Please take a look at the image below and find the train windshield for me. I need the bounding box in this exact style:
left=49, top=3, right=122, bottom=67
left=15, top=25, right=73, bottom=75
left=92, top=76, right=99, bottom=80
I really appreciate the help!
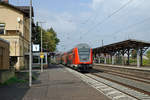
left=78, top=48, right=90, bottom=62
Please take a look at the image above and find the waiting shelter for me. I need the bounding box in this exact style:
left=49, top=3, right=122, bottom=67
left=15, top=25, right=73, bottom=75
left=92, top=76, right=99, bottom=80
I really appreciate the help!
left=93, top=39, right=150, bottom=67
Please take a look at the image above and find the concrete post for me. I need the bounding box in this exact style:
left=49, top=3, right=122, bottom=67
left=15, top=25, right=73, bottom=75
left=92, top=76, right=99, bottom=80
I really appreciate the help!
left=127, top=49, right=130, bottom=65
left=108, top=55, right=110, bottom=64
left=104, top=54, right=107, bottom=64
left=98, top=56, right=101, bottom=63
left=29, top=0, right=32, bottom=87
left=137, top=48, right=140, bottom=67
left=122, top=50, right=125, bottom=65
left=140, top=48, right=143, bottom=66
left=112, top=55, right=114, bottom=65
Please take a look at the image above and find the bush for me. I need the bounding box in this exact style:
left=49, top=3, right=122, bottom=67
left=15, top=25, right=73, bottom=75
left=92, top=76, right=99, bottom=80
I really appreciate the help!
left=129, top=58, right=137, bottom=65
left=2, top=77, right=27, bottom=85
left=143, top=59, right=150, bottom=66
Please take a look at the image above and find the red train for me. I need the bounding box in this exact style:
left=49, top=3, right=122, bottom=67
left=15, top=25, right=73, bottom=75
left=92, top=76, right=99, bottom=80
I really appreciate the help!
left=56, top=43, right=93, bottom=71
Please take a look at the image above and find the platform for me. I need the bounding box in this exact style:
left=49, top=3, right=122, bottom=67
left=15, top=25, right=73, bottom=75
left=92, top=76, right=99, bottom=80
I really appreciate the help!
left=94, top=63, right=150, bottom=71
left=22, top=65, right=110, bottom=100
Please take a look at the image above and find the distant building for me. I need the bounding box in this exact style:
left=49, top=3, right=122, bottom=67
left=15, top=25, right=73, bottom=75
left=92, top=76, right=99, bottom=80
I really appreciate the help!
left=0, top=1, right=34, bottom=70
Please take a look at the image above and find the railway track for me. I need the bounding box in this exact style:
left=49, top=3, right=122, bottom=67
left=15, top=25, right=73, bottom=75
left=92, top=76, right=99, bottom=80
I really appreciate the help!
left=91, top=66, right=150, bottom=93
left=63, top=65, right=150, bottom=100
left=94, top=65, right=150, bottom=80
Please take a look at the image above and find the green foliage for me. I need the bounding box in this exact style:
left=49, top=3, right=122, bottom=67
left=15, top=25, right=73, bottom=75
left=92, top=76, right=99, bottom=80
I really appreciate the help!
left=43, top=28, right=60, bottom=52
left=33, top=24, right=60, bottom=52
left=143, top=50, right=150, bottom=65
left=146, top=50, right=150, bottom=59
left=2, top=77, right=27, bottom=85
left=131, top=50, right=137, bottom=59
left=143, top=59, right=150, bottom=66
left=129, top=58, right=137, bottom=65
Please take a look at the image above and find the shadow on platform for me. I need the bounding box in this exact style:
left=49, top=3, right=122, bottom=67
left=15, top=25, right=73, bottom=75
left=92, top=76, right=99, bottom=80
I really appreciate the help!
left=0, top=70, right=41, bottom=100
left=47, top=64, right=64, bottom=69
left=0, top=83, right=29, bottom=100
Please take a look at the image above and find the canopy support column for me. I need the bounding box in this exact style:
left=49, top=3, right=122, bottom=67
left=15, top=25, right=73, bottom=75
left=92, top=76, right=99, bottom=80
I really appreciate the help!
left=112, top=55, right=115, bottom=65
left=137, top=47, right=140, bottom=67
left=127, top=48, right=130, bottom=65
left=104, top=54, right=107, bottom=64
left=140, top=48, right=143, bottom=66
left=122, top=50, right=125, bottom=65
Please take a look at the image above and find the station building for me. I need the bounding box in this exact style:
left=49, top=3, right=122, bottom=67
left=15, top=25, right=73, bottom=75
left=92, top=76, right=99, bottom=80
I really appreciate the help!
left=0, top=38, right=14, bottom=83
left=0, top=38, right=9, bottom=70
left=0, top=1, right=34, bottom=70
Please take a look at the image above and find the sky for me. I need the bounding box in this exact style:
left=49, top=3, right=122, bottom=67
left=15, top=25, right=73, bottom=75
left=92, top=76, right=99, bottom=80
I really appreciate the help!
left=10, top=0, right=150, bottom=52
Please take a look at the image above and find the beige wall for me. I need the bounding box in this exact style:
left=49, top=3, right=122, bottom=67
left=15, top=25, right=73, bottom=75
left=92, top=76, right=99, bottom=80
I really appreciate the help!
left=0, top=4, right=30, bottom=70
left=0, top=39, right=9, bottom=70
left=0, top=36, right=21, bottom=56
left=0, top=5, right=23, bottom=34
left=0, top=4, right=30, bottom=42
left=24, top=18, right=30, bottom=41
left=0, top=35, right=29, bottom=69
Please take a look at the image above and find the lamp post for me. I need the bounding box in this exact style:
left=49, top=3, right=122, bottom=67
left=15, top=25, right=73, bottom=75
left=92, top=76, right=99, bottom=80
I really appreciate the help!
left=38, top=22, right=46, bottom=72
left=41, top=23, right=43, bottom=72
left=29, top=0, right=32, bottom=87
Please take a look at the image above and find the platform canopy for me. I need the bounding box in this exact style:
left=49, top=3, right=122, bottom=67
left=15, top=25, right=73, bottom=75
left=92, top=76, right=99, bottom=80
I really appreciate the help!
left=93, top=39, right=150, bottom=54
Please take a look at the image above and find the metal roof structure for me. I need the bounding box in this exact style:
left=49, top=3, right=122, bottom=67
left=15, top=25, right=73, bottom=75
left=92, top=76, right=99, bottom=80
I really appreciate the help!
left=93, top=39, right=150, bottom=54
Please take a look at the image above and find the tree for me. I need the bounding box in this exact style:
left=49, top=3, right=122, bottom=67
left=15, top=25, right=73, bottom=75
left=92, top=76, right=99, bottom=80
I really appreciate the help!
left=32, top=23, right=59, bottom=52
left=146, top=50, right=150, bottom=59
left=43, top=27, right=60, bottom=52
left=131, top=49, right=137, bottom=59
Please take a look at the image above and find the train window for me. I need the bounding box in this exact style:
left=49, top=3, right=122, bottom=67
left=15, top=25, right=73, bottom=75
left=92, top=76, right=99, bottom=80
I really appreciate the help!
left=78, top=48, right=90, bottom=62
left=78, top=48, right=90, bottom=55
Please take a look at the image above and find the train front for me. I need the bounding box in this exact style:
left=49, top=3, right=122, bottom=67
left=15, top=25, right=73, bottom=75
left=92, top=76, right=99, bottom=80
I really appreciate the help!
left=76, top=43, right=93, bottom=71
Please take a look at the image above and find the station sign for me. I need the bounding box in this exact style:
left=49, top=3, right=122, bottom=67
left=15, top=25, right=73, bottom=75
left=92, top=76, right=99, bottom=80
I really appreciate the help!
left=40, top=52, right=44, bottom=59
left=33, top=44, right=40, bottom=52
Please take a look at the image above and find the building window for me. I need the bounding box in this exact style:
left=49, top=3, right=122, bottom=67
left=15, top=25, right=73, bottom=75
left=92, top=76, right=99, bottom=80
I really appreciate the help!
left=0, top=23, right=5, bottom=35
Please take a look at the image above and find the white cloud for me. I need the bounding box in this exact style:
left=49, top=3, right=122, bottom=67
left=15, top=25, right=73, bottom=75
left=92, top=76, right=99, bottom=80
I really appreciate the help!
left=35, top=0, right=150, bottom=51
left=35, top=10, right=77, bottom=33
left=90, top=0, right=105, bottom=10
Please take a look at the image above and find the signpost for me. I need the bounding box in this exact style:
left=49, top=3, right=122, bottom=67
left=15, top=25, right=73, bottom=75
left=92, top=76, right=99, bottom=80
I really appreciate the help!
left=38, top=22, right=46, bottom=72
left=33, top=44, right=40, bottom=52
left=40, top=52, right=44, bottom=59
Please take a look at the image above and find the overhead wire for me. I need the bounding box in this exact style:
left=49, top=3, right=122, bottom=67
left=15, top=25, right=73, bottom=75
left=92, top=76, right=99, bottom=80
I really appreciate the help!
left=90, top=0, right=147, bottom=43
left=79, top=0, right=133, bottom=40
left=58, top=1, right=113, bottom=51
left=109, top=16, right=150, bottom=38
left=93, top=16, right=150, bottom=42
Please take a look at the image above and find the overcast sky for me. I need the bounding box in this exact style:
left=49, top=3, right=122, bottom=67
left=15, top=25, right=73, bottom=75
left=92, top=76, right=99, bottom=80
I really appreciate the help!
left=10, top=0, right=150, bottom=52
